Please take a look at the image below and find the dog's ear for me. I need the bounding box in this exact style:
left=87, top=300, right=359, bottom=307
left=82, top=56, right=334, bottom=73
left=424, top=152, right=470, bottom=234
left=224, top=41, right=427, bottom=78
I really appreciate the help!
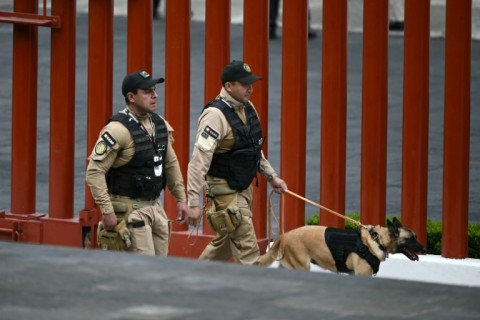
left=392, top=217, right=403, bottom=229
left=387, top=219, right=400, bottom=238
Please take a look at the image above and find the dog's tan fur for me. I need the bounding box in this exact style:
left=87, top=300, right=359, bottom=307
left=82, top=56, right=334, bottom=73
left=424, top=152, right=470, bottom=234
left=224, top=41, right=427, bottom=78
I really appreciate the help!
left=258, top=218, right=425, bottom=276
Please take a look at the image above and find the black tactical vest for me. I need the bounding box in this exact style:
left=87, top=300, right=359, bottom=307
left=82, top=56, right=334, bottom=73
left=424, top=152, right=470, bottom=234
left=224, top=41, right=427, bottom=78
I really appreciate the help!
left=205, top=99, right=263, bottom=191
left=106, top=112, right=168, bottom=200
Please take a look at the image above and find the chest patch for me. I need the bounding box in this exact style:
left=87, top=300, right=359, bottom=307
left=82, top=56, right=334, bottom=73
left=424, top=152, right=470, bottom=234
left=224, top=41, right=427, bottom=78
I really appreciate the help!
left=101, top=131, right=117, bottom=147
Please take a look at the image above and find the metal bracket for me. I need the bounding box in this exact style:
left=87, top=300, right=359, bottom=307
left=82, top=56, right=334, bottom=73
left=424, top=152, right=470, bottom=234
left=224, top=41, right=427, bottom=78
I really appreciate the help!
left=0, top=11, right=61, bottom=28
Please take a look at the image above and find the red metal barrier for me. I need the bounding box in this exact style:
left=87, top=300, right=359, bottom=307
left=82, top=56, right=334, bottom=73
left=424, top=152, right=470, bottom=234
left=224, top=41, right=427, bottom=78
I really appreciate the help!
left=201, top=0, right=231, bottom=238
left=320, top=0, right=347, bottom=228
left=164, top=0, right=190, bottom=233
left=0, top=0, right=474, bottom=259
left=243, top=0, right=270, bottom=243
left=49, top=0, right=76, bottom=220
left=11, top=0, right=38, bottom=215
left=402, top=0, right=430, bottom=246
left=79, top=0, right=115, bottom=248
left=442, top=0, right=471, bottom=258
left=360, top=0, right=389, bottom=226
left=127, top=0, right=152, bottom=72
left=280, top=0, right=308, bottom=232
left=204, top=0, right=230, bottom=103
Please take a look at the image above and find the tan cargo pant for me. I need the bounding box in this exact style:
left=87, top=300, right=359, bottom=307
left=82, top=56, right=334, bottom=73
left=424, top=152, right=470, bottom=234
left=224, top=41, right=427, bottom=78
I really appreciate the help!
left=111, top=197, right=172, bottom=256
left=199, top=176, right=260, bottom=264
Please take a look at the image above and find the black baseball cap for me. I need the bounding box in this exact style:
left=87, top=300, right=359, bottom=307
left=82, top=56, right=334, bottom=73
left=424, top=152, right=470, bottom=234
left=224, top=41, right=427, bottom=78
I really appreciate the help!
left=221, top=60, right=262, bottom=84
left=122, top=70, right=164, bottom=97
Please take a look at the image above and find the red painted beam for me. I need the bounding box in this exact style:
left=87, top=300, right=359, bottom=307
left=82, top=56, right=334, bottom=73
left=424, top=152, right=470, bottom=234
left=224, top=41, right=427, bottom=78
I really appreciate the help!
left=442, top=0, right=471, bottom=258
left=402, top=0, right=430, bottom=246
left=127, top=0, right=152, bottom=73
left=320, top=0, right=347, bottom=228
left=204, top=0, right=230, bottom=104
left=360, top=0, right=389, bottom=226
left=202, top=0, right=230, bottom=235
left=0, top=11, right=61, bottom=28
left=243, top=0, right=269, bottom=240
left=164, top=0, right=191, bottom=232
left=49, top=0, right=76, bottom=219
left=85, top=0, right=114, bottom=210
left=280, top=0, right=308, bottom=232
left=11, top=0, right=38, bottom=215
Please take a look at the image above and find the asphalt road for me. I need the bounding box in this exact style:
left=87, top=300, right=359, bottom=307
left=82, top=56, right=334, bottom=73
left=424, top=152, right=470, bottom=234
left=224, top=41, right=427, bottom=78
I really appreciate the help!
left=1, top=241, right=479, bottom=320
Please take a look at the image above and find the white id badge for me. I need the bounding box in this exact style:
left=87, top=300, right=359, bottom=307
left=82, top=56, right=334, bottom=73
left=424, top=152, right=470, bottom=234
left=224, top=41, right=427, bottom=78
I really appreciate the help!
left=154, top=155, right=162, bottom=177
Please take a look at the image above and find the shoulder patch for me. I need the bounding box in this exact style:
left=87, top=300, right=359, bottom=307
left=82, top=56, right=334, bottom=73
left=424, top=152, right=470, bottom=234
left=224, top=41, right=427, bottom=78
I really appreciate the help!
left=202, top=125, right=219, bottom=139
left=101, top=132, right=117, bottom=147
left=94, top=140, right=108, bottom=156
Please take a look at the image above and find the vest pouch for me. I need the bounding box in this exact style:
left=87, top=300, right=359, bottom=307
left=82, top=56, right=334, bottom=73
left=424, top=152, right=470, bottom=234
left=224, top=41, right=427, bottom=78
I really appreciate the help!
left=227, top=148, right=259, bottom=191
left=226, top=206, right=242, bottom=229
left=205, top=206, right=241, bottom=236
left=131, top=174, right=162, bottom=199
left=97, top=219, right=132, bottom=251
left=112, top=201, right=128, bottom=214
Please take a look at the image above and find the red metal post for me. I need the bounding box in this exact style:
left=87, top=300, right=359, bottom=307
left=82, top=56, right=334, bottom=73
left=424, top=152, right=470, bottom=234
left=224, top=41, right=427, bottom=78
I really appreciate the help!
left=202, top=0, right=231, bottom=235
left=243, top=0, right=269, bottom=245
left=442, top=0, right=471, bottom=258
left=84, top=0, right=114, bottom=210
left=204, top=0, right=230, bottom=103
left=280, top=0, right=308, bottom=232
left=127, top=0, right=152, bottom=73
left=164, top=0, right=191, bottom=232
left=320, top=0, right=347, bottom=228
left=401, top=0, right=430, bottom=245
left=11, top=0, right=38, bottom=215
left=49, top=0, right=76, bottom=219
left=360, top=0, right=389, bottom=226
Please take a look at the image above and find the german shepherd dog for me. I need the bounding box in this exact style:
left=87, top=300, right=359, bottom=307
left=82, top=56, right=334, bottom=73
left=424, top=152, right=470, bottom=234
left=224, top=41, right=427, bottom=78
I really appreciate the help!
left=258, top=217, right=426, bottom=276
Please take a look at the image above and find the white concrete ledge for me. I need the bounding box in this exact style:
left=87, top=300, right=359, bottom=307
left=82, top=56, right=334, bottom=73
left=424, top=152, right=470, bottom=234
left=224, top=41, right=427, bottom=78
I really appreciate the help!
left=305, top=254, right=480, bottom=287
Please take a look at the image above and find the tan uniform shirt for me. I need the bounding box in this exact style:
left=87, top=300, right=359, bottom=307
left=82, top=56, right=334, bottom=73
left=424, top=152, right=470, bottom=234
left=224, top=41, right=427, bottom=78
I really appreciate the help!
left=86, top=109, right=186, bottom=214
left=187, top=88, right=277, bottom=207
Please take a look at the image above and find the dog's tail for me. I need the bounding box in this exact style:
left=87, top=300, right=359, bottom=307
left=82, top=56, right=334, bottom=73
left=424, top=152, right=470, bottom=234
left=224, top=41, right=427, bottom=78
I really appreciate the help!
left=257, top=236, right=283, bottom=266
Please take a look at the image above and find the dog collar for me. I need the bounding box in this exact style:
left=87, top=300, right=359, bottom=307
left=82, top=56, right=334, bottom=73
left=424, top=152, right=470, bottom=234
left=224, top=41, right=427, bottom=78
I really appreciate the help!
left=369, top=229, right=389, bottom=258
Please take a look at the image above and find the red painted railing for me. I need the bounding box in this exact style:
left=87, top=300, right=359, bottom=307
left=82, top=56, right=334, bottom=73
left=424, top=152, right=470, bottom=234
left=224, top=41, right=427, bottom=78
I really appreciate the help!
left=0, top=0, right=473, bottom=259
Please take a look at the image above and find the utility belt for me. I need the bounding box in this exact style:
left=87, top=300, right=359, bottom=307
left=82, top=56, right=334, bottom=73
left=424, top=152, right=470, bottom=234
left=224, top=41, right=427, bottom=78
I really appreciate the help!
left=97, top=197, right=157, bottom=251
left=204, top=176, right=251, bottom=236
left=110, top=196, right=157, bottom=216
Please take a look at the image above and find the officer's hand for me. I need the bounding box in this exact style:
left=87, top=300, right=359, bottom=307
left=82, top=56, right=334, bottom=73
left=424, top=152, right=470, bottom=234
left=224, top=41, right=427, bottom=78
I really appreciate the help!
left=176, top=202, right=189, bottom=224
left=103, top=212, right=117, bottom=230
left=270, top=176, right=288, bottom=194
left=187, top=206, right=201, bottom=227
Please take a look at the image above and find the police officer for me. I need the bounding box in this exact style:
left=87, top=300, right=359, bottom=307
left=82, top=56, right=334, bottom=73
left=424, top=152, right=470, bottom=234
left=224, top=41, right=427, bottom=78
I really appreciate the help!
left=86, top=70, right=189, bottom=255
left=187, top=60, right=287, bottom=264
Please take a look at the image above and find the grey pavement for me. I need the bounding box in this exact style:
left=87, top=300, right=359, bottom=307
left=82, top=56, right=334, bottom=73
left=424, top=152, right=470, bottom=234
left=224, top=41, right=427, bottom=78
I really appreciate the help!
left=0, top=2, right=479, bottom=224
left=1, top=241, right=479, bottom=320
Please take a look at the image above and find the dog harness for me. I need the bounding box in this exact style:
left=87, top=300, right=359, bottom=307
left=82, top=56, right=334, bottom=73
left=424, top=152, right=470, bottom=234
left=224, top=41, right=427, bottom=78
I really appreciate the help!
left=322, top=228, right=381, bottom=274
